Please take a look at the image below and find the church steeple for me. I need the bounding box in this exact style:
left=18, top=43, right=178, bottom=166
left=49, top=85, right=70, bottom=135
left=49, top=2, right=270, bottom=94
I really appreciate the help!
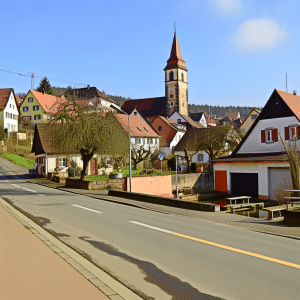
left=164, top=33, right=187, bottom=72
left=164, top=32, right=188, bottom=117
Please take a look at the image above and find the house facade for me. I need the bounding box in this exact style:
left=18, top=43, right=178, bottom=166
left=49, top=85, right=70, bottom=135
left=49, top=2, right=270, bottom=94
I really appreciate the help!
left=0, top=88, right=19, bottom=135
left=150, top=115, right=186, bottom=157
left=212, top=89, right=296, bottom=200
left=238, top=108, right=260, bottom=134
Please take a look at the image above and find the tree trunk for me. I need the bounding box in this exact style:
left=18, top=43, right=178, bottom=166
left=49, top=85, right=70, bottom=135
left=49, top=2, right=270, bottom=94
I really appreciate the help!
left=80, top=150, right=94, bottom=180
left=133, top=161, right=138, bottom=170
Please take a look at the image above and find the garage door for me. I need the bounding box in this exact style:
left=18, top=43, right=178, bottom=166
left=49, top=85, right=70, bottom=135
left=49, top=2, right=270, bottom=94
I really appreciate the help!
left=215, top=170, right=227, bottom=192
left=230, top=173, right=258, bottom=198
left=268, top=168, right=292, bottom=201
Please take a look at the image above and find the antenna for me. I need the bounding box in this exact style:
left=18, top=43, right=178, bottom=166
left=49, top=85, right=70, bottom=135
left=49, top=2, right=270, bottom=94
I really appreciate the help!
left=174, top=22, right=176, bottom=34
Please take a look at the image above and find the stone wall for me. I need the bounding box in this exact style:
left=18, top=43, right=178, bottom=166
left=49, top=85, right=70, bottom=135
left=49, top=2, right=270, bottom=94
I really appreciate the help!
left=65, top=178, right=125, bottom=190
left=171, top=172, right=213, bottom=192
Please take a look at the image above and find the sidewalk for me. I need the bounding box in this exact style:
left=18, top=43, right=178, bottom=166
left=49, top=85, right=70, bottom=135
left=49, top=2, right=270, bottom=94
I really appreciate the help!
left=0, top=203, right=109, bottom=300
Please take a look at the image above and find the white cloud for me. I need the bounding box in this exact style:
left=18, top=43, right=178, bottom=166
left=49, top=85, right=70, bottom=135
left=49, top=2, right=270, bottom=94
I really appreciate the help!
left=209, top=0, right=244, bottom=16
left=231, top=18, right=287, bottom=51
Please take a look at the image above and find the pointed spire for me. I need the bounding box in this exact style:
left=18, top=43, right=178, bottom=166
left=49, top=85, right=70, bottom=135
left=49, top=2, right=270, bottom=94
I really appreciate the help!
left=164, top=31, right=187, bottom=71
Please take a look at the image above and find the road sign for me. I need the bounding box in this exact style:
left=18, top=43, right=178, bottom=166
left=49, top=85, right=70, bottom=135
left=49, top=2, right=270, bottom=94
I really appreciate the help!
left=158, top=152, right=164, bottom=161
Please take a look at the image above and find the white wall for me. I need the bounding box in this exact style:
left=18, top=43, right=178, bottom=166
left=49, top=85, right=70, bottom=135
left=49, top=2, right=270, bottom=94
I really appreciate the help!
left=175, top=150, right=210, bottom=164
left=47, top=155, right=83, bottom=173
left=213, top=161, right=290, bottom=197
left=3, top=92, right=19, bottom=133
left=238, top=116, right=300, bottom=154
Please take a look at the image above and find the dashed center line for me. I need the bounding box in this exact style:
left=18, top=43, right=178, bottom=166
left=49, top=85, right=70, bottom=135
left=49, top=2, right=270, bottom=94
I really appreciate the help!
left=72, top=204, right=103, bottom=214
left=130, top=221, right=300, bottom=270
left=11, top=184, right=44, bottom=196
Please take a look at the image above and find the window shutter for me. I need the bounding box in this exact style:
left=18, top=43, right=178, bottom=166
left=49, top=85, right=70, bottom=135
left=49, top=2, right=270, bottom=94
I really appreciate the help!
left=66, top=158, right=70, bottom=167
left=273, top=128, right=278, bottom=142
left=297, top=126, right=300, bottom=139
left=56, top=158, right=59, bottom=167
left=261, top=130, right=265, bottom=143
left=285, top=127, right=290, bottom=140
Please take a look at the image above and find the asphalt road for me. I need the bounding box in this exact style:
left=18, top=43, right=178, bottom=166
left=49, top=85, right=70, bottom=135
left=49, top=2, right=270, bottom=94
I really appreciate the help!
left=1, top=164, right=299, bottom=299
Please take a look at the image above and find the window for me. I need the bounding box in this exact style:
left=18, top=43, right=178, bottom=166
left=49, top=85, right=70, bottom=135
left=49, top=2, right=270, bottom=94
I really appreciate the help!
left=261, top=128, right=278, bottom=143
left=137, top=126, right=142, bottom=131
left=10, top=113, right=13, bottom=119
left=158, top=126, right=162, bottom=131
left=197, top=154, right=203, bottom=161
left=23, top=106, right=28, bottom=112
left=135, top=138, right=141, bottom=144
left=33, top=105, right=39, bottom=111
left=251, top=114, right=258, bottom=121
left=22, top=116, right=31, bottom=121
left=134, top=112, right=137, bottom=116
left=169, top=71, right=174, bottom=81
left=148, top=138, right=153, bottom=144
left=170, top=102, right=173, bottom=106
left=285, top=125, right=299, bottom=140
left=34, top=115, right=41, bottom=120
left=144, top=127, right=149, bottom=132
left=290, top=126, right=297, bottom=139
left=177, top=119, right=181, bottom=123
left=10, top=104, right=11, bottom=108
left=28, top=98, right=33, bottom=102
left=59, top=158, right=66, bottom=167
left=181, top=73, right=184, bottom=81
left=6, top=112, right=9, bottom=118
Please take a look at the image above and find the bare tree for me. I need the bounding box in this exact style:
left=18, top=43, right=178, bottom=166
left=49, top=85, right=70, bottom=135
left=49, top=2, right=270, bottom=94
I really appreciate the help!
left=131, top=145, right=155, bottom=170
left=47, top=97, right=128, bottom=180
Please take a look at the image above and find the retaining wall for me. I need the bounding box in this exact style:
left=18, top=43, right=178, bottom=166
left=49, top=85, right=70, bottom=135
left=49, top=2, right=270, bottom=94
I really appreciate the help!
left=172, top=172, right=213, bottom=192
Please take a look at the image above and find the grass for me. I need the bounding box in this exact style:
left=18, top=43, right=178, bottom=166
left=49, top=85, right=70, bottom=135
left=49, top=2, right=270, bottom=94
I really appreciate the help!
left=68, top=168, right=177, bottom=181
left=3, top=152, right=35, bottom=168
left=18, top=145, right=31, bottom=150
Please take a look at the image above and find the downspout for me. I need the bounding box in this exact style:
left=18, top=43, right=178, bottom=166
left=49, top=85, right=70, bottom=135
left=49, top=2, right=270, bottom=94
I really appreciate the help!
left=45, top=153, right=48, bottom=176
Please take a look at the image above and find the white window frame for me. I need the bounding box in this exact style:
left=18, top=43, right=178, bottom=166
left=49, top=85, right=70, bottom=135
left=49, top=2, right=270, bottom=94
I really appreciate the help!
left=265, top=128, right=273, bottom=143
left=59, top=158, right=66, bottom=167
left=33, top=105, right=39, bottom=111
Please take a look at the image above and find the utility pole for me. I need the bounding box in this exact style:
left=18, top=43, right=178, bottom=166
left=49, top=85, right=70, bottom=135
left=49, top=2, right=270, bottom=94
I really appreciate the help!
left=31, top=73, right=35, bottom=90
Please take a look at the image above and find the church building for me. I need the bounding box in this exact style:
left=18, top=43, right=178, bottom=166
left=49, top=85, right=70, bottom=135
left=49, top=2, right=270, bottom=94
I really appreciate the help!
left=121, top=32, right=188, bottom=118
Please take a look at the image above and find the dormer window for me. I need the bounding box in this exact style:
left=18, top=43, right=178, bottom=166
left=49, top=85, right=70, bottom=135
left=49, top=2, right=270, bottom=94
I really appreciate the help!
left=169, top=71, right=174, bottom=81
left=134, top=112, right=137, bottom=116
left=144, top=127, right=149, bottom=132
left=137, top=127, right=142, bottom=131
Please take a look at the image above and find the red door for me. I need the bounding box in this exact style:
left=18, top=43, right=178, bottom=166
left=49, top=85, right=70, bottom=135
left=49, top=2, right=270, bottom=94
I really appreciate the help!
left=89, top=158, right=98, bottom=175
left=215, top=170, right=227, bottom=192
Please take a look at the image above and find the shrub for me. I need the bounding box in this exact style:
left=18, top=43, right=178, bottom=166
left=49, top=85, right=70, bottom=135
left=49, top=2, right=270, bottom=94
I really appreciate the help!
left=275, top=180, right=292, bottom=205
left=68, top=159, right=82, bottom=177
left=167, top=157, right=176, bottom=171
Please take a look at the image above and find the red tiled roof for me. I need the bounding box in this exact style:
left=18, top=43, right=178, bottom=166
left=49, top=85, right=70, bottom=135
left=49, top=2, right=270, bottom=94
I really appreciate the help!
left=276, top=89, right=300, bottom=120
left=180, top=114, right=205, bottom=128
left=114, top=114, right=159, bottom=138
left=225, top=112, right=240, bottom=120
left=29, top=90, right=64, bottom=114
left=204, top=112, right=217, bottom=125
left=0, top=88, right=13, bottom=110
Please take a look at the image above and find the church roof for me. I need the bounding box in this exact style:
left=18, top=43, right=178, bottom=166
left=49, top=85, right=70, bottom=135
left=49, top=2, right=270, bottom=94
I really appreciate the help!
left=121, top=97, right=167, bottom=117
left=164, top=33, right=187, bottom=71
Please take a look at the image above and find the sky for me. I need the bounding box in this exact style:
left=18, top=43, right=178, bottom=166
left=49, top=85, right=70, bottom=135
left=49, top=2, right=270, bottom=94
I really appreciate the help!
left=1, top=0, right=300, bottom=108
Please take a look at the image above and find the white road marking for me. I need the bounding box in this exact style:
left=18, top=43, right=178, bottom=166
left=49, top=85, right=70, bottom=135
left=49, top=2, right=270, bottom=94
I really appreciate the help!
left=72, top=204, right=103, bottom=214
left=0, top=180, right=9, bottom=183
left=11, top=184, right=44, bottom=196
left=130, top=221, right=173, bottom=234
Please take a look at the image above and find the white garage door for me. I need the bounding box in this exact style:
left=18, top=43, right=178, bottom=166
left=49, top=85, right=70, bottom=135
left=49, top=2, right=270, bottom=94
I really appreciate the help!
left=268, top=168, right=292, bottom=201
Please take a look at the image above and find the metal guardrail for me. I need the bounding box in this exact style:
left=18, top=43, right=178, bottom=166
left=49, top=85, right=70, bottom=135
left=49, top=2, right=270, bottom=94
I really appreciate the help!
left=283, top=190, right=300, bottom=209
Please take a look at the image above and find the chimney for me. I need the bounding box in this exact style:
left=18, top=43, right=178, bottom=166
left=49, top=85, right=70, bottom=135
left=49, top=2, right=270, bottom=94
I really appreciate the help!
left=87, top=85, right=90, bottom=89
left=293, top=90, right=297, bottom=95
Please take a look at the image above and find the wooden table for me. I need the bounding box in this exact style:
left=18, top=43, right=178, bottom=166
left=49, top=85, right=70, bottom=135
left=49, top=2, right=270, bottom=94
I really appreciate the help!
left=226, top=196, right=251, bottom=205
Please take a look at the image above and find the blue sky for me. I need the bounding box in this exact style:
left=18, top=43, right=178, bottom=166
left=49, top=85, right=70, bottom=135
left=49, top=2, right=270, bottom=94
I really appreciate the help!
left=1, top=0, right=299, bottom=108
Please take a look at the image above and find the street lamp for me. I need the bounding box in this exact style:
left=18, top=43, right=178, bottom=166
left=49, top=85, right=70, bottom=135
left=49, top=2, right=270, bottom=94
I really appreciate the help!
left=110, top=104, right=132, bottom=192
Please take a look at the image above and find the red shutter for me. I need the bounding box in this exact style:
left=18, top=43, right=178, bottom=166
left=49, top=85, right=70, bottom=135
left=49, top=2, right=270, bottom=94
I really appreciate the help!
left=66, top=157, right=70, bottom=167
left=285, top=127, right=290, bottom=140
left=297, top=126, right=300, bottom=139
left=273, top=128, right=278, bottom=142
left=56, top=158, right=59, bottom=167
left=261, top=130, right=265, bottom=143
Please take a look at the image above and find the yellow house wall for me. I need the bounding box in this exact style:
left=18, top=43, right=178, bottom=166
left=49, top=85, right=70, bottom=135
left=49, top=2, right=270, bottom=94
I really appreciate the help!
left=20, top=91, right=46, bottom=123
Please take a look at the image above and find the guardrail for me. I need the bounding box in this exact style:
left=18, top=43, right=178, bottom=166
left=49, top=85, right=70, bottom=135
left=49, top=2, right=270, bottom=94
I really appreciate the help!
left=283, top=190, right=300, bottom=209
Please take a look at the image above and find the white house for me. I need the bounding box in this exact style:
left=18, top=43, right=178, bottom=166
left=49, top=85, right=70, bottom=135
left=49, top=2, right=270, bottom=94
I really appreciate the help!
left=0, top=88, right=19, bottom=135
left=212, top=89, right=297, bottom=200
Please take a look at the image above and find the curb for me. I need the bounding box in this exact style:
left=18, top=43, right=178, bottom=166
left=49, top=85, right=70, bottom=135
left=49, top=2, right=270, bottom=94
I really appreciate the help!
left=0, top=198, right=143, bottom=300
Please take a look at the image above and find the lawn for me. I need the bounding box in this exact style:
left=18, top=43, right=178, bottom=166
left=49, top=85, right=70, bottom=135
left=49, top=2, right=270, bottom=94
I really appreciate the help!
left=18, top=146, right=31, bottom=150
left=3, top=152, right=35, bottom=168
left=71, top=168, right=176, bottom=181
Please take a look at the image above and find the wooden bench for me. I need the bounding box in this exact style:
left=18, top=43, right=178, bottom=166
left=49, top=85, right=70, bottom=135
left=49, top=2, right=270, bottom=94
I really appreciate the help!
left=226, top=196, right=251, bottom=205
left=263, top=206, right=286, bottom=220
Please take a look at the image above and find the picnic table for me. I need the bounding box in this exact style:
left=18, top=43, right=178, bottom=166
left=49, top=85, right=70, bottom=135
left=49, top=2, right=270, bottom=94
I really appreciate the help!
left=226, top=196, right=251, bottom=205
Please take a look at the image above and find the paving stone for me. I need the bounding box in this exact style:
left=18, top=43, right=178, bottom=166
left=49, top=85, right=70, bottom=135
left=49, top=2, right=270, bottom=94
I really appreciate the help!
left=89, top=278, right=106, bottom=287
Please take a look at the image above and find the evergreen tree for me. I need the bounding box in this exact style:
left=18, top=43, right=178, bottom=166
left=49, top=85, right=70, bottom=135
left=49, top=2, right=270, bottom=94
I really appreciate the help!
left=36, top=76, right=53, bottom=95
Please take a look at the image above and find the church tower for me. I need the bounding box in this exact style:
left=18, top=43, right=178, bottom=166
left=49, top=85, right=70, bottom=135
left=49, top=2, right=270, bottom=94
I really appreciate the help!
left=164, top=32, right=188, bottom=117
